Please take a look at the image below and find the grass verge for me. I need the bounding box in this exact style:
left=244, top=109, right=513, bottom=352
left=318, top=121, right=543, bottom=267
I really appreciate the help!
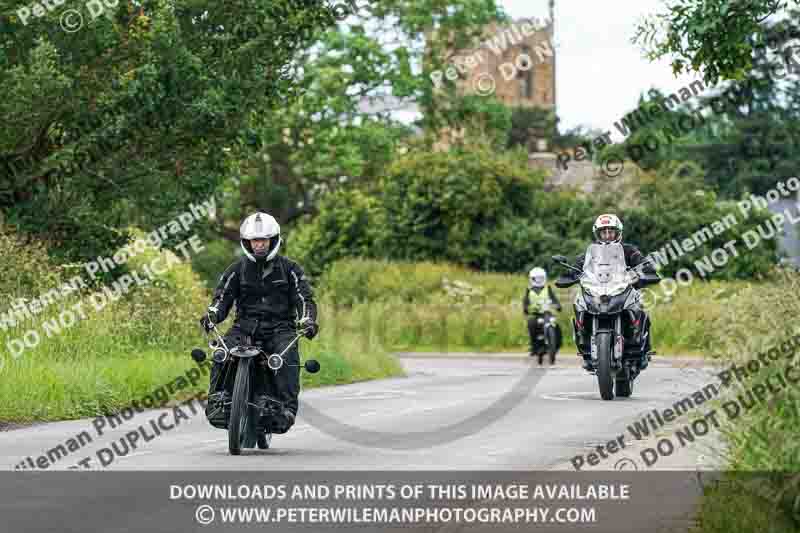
left=692, top=269, right=800, bottom=532
left=318, top=258, right=754, bottom=355
left=0, top=237, right=402, bottom=423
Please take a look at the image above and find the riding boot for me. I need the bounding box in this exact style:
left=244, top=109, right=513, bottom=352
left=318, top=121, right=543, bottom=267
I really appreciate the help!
left=265, top=329, right=300, bottom=434
left=527, top=317, right=538, bottom=358
left=283, top=410, right=296, bottom=430
left=640, top=335, right=652, bottom=370
left=253, top=393, right=269, bottom=433
left=205, top=362, right=230, bottom=428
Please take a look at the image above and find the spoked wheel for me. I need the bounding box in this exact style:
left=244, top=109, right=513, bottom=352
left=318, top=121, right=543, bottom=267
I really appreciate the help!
left=229, top=357, right=254, bottom=455
left=595, top=332, right=614, bottom=400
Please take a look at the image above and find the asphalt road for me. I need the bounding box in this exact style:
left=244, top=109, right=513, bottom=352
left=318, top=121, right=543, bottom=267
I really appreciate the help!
left=1, top=355, right=722, bottom=472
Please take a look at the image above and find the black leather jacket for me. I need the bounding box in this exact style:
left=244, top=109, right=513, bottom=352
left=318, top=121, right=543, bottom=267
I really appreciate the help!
left=209, top=255, right=317, bottom=336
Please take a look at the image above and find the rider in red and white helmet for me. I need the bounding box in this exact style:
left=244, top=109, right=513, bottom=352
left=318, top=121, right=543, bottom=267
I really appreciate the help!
left=566, top=213, right=658, bottom=369
left=592, top=214, right=623, bottom=244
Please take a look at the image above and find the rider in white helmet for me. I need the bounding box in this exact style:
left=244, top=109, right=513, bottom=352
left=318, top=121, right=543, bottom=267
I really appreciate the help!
left=523, top=267, right=562, bottom=363
left=199, top=211, right=319, bottom=445
left=563, top=213, right=657, bottom=370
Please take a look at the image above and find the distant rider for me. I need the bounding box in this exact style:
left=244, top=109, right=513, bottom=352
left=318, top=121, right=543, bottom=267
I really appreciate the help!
left=523, top=267, right=562, bottom=364
left=199, top=211, right=319, bottom=446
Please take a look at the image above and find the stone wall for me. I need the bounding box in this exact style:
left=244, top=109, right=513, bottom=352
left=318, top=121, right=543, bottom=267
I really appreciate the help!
left=528, top=152, right=644, bottom=203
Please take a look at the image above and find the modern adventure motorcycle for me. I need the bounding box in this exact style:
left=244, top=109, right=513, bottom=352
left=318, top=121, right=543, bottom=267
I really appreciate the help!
left=552, top=243, right=660, bottom=400
left=529, top=303, right=562, bottom=365
left=191, top=322, right=320, bottom=455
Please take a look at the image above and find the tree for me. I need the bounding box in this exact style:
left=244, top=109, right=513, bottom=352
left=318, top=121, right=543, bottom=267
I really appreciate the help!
left=603, top=10, right=800, bottom=198
left=634, top=0, right=798, bottom=84
left=218, top=21, right=417, bottom=234
left=210, top=0, right=512, bottom=238
left=506, top=107, right=592, bottom=153
left=506, top=107, right=556, bottom=151
left=690, top=14, right=800, bottom=196
left=0, top=0, right=344, bottom=264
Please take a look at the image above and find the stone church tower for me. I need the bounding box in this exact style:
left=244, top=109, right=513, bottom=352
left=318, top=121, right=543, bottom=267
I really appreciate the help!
left=458, top=16, right=556, bottom=111
left=431, top=1, right=557, bottom=150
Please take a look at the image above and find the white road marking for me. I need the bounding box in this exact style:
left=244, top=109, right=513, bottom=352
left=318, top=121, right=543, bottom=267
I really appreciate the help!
left=539, top=392, right=598, bottom=401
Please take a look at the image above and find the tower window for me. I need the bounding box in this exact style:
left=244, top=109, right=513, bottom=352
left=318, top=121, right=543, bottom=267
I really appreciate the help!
left=518, top=46, right=534, bottom=99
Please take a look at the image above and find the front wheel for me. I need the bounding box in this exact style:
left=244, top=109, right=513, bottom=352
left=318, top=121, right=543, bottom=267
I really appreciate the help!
left=229, top=357, right=254, bottom=455
left=545, top=326, right=558, bottom=363
left=595, top=332, right=614, bottom=400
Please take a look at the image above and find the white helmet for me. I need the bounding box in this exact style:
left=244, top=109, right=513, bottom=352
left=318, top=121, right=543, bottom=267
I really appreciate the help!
left=240, top=212, right=282, bottom=262
left=529, top=267, right=546, bottom=288
left=593, top=213, right=623, bottom=244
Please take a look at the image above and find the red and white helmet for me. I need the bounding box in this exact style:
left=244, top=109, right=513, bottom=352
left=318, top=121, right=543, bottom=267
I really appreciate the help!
left=593, top=214, right=623, bottom=244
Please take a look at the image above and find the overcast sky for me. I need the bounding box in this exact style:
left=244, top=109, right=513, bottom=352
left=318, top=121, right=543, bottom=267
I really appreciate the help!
left=501, top=0, right=704, bottom=140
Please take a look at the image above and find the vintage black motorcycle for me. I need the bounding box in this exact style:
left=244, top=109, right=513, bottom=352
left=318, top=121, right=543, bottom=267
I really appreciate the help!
left=552, top=243, right=660, bottom=400
left=191, top=322, right=320, bottom=455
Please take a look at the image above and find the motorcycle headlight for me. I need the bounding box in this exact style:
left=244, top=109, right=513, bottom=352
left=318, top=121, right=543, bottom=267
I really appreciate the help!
left=582, top=281, right=602, bottom=297
left=212, top=348, right=228, bottom=363
left=606, top=282, right=629, bottom=297
left=585, top=281, right=627, bottom=297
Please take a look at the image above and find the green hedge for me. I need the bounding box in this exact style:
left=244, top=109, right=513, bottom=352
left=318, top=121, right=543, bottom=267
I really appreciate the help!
left=289, top=146, right=779, bottom=280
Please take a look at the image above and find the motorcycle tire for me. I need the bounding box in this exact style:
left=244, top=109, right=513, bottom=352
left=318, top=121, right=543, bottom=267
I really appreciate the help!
left=546, top=326, right=558, bottom=363
left=229, top=357, right=255, bottom=455
left=596, top=332, right=614, bottom=400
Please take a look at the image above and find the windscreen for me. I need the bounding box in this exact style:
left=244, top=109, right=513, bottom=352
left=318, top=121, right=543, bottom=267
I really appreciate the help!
left=581, top=243, right=627, bottom=286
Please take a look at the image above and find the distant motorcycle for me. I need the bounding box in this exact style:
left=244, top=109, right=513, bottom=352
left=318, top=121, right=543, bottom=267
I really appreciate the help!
left=552, top=243, right=660, bottom=400
left=529, top=304, right=562, bottom=365
left=191, top=323, right=320, bottom=455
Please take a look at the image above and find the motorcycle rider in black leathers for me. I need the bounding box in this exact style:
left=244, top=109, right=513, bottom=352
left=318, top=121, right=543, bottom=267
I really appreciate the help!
left=560, top=214, right=657, bottom=371
left=200, top=211, right=318, bottom=445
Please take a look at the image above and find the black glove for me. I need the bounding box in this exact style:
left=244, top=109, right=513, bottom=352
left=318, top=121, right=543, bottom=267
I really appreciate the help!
left=199, top=308, right=218, bottom=333
left=300, top=320, right=319, bottom=340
